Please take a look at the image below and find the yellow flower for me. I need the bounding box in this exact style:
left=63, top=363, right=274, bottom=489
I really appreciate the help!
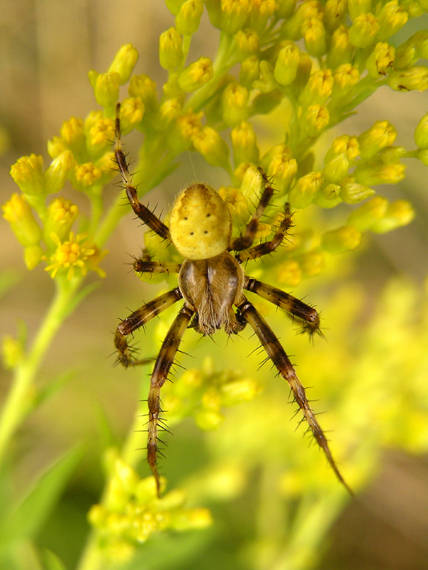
left=45, top=232, right=105, bottom=279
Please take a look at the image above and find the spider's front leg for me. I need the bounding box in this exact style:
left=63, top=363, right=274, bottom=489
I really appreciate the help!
left=147, top=304, right=194, bottom=497
left=236, top=296, right=352, bottom=495
left=114, top=103, right=170, bottom=240
left=245, top=277, right=320, bottom=336
left=115, top=288, right=182, bottom=367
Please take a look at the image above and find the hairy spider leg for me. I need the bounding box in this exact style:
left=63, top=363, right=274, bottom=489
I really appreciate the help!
left=236, top=297, right=353, bottom=495
left=147, top=304, right=194, bottom=497
left=133, top=259, right=182, bottom=275
left=114, top=103, right=170, bottom=240
left=231, top=168, right=275, bottom=251
left=115, top=288, right=183, bottom=367
left=235, top=203, right=293, bottom=263
left=245, top=277, right=320, bottom=335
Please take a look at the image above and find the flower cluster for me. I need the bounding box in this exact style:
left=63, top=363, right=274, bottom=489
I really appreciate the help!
left=88, top=448, right=211, bottom=564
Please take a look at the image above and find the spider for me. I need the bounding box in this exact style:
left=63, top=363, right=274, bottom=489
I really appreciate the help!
left=113, top=103, right=352, bottom=497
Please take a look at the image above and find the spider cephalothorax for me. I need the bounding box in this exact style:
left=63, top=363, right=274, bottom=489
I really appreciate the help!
left=113, top=103, right=351, bottom=497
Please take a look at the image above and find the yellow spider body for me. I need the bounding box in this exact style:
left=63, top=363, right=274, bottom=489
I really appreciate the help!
left=169, top=183, right=232, bottom=260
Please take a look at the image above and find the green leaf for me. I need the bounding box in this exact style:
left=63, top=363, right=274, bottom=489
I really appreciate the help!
left=0, top=446, right=82, bottom=547
left=40, top=549, right=67, bottom=570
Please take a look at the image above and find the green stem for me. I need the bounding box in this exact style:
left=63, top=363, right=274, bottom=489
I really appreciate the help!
left=0, top=279, right=81, bottom=464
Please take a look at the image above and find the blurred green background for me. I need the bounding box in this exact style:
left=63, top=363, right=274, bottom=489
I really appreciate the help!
left=1, top=2, right=428, bottom=569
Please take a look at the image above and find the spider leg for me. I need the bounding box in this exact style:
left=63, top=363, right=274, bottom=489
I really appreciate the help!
left=244, top=277, right=320, bottom=335
left=235, top=203, right=293, bottom=263
left=114, top=103, right=170, bottom=240
left=147, top=304, right=194, bottom=497
left=133, top=258, right=181, bottom=275
left=231, top=168, right=275, bottom=251
left=115, top=288, right=182, bottom=367
left=236, top=296, right=352, bottom=495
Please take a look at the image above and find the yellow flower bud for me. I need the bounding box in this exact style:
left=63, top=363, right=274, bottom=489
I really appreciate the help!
left=240, top=55, right=260, bottom=86
left=222, top=82, right=249, bottom=126
left=377, top=1, right=408, bottom=41
left=2, top=193, right=42, bottom=247
left=371, top=200, right=414, bottom=233
left=108, top=43, right=139, bottom=84
left=73, top=162, right=103, bottom=191
left=322, top=225, right=361, bottom=253
left=274, top=43, right=300, bottom=86
left=220, top=377, right=261, bottom=404
left=303, top=17, right=327, bottom=57
left=159, top=27, right=183, bottom=71
left=315, top=183, right=342, bottom=208
left=324, top=0, right=347, bottom=31
left=231, top=121, right=259, bottom=165
left=92, top=72, right=121, bottom=109
left=24, top=245, right=43, bottom=270
left=366, top=42, right=395, bottom=78
left=299, top=250, right=325, bottom=277
left=176, top=0, right=203, bottom=35
left=289, top=171, right=323, bottom=208
left=355, top=162, right=405, bottom=185
left=323, top=153, right=349, bottom=183
left=348, top=0, right=372, bottom=19
left=239, top=163, right=264, bottom=201
left=10, top=154, right=45, bottom=195
left=415, top=113, right=428, bottom=148
left=192, top=126, right=230, bottom=168
left=277, top=259, right=302, bottom=287
left=86, top=117, right=115, bottom=157
left=60, top=117, right=85, bottom=155
left=220, top=0, right=251, bottom=35
left=253, top=60, right=276, bottom=93
left=328, top=135, right=360, bottom=161
left=155, top=98, right=182, bottom=131
left=277, top=0, right=296, bottom=18
left=128, top=74, right=158, bottom=112
left=195, top=409, right=223, bottom=430
left=341, top=181, right=375, bottom=203
left=299, top=69, right=333, bottom=107
left=118, top=97, right=145, bottom=134
left=45, top=232, right=105, bottom=279
left=358, top=120, right=397, bottom=159
left=47, top=136, right=68, bottom=159
left=178, top=57, right=213, bottom=92
left=45, top=151, right=74, bottom=194
left=169, top=111, right=203, bottom=153
left=265, top=144, right=298, bottom=193
left=44, top=198, right=79, bottom=246
left=294, top=52, right=313, bottom=90
left=388, top=67, right=428, bottom=91
left=233, top=29, right=259, bottom=57
left=302, top=104, right=330, bottom=137
left=219, top=186, right=250, bottom=222
left=333, top=63, right=359, bottom=91
left=328, top=25, right=353, bottom=68
left=347, top=195, right=388, bottom=230
left=349, top=13, right=379, bottom=48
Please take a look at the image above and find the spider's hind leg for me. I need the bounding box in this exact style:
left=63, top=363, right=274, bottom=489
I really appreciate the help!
left=236, top=296, right=352, bottom=495
left=245, top=277, right=321, bottom=336
left=147, top=304, right=194, bottom=497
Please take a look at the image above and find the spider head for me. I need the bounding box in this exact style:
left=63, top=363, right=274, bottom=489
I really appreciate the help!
left=169, top=183, right=232, bottom=260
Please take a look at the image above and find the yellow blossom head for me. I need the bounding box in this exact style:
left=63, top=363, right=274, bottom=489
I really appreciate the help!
left=45, top=232, right=105, bottom=279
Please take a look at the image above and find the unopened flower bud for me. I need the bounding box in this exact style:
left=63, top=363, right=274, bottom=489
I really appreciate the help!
left=24, top=245, right=43, bottom=270
left=377, top=1, right=408, bottom=41
left=299, top=250, right=325, bottom=277
left=218, top=0, right=250, bottom=35
left=366, top=42, right=395, bottom=78
left=86, top=117, right=115, bottom=158
left=253, top=60, right=276, bottom=93
left=233, top=29, right=259, bottom=57
left=192, top=127, right=230, bottom=168
left=333, top=63, right=359, bottom=93
left=73, top=162, right=103, bottom=192
left=347, top=195, right=388, bottom=230
left=300, top=69, right=333, bottom=107
left=322, top=225, right=361, bottom=253
left=47, top=136, right=68, bottom=159
left=348, top=0, right=372, bottom=19
left=240, top=56, right=260, bottom=87
left=159, top=27, right=183, bottom=71
left=323, top=153, right=349, bottom=183
left=289, top=172, right=323, bottom=208
left=265, top=145, right=298, bottom=193
left=371, top=200, right=414, bottom=233
left=341, top=181, right=375, bottom=203
left=195, top=409, right=223, bottom=430
left=388, top=67, right=428, bottom=91
left=119, top=97, right=145, bottom=135
left=231, top=121, right=259, bottom=165
left=239, top=164, right=263, bottom=201
left=277, top=0, right=296, bottom=18
left=274, top=43, right=300, bottom=86
left=325, top=0, right=347, bottom=31
left=44, top=198, right=78, bottom=246
left=60, top=117, right=85, bottom=156
left=315, top=183, right=342, bottom=208
left=128, top=75, right=158, bottom=112
left=178, top=57, right=213, bottom=92
left=169, top=111, right=203, bottom=153
left=358, top=121, right=397, bottom=159
left=222, top=82, right=249, bottom=126
left=349, top=13, right=379, bottom=48
left=108, top=44, right=139, bottom=84
left=294, top=52, right=312, bottom=91
left=176, top=0, right=203, bottom=35
left=355, top=162, right=405, bottom=185
left=303, top=17, right=327, bottom=57
left=2, top=193, right=42, bottom=246
left=92, top=72, right=121, bottom=109
left=45, top=151, right=74, bottom=194
left=302, top=105, right=330, bottom=137
left=327, top=135, right=360, bottom=162
left=328, top=25, right=353, bottom=68
left=10, top=154, right=45, bottom=195
left=155, top=98, right=182, bottom=131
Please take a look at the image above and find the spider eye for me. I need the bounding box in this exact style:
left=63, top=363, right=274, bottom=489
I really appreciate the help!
left=206, top=213, right=211, bottom=218
left=190, top=232, right=194, bottom=235
left=204, top=230, right=208, bottom=234
left=184, top=217, right=188, bottom=220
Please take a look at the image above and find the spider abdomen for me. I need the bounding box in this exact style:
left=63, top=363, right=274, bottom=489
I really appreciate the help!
left=178, top=252, right=244, bottom=335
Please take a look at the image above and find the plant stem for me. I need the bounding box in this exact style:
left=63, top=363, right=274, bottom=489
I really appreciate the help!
left=0, top=279, right=80, bottom=464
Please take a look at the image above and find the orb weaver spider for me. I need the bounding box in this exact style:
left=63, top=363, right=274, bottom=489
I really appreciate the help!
left=113, top=103, right=352, bottom=497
